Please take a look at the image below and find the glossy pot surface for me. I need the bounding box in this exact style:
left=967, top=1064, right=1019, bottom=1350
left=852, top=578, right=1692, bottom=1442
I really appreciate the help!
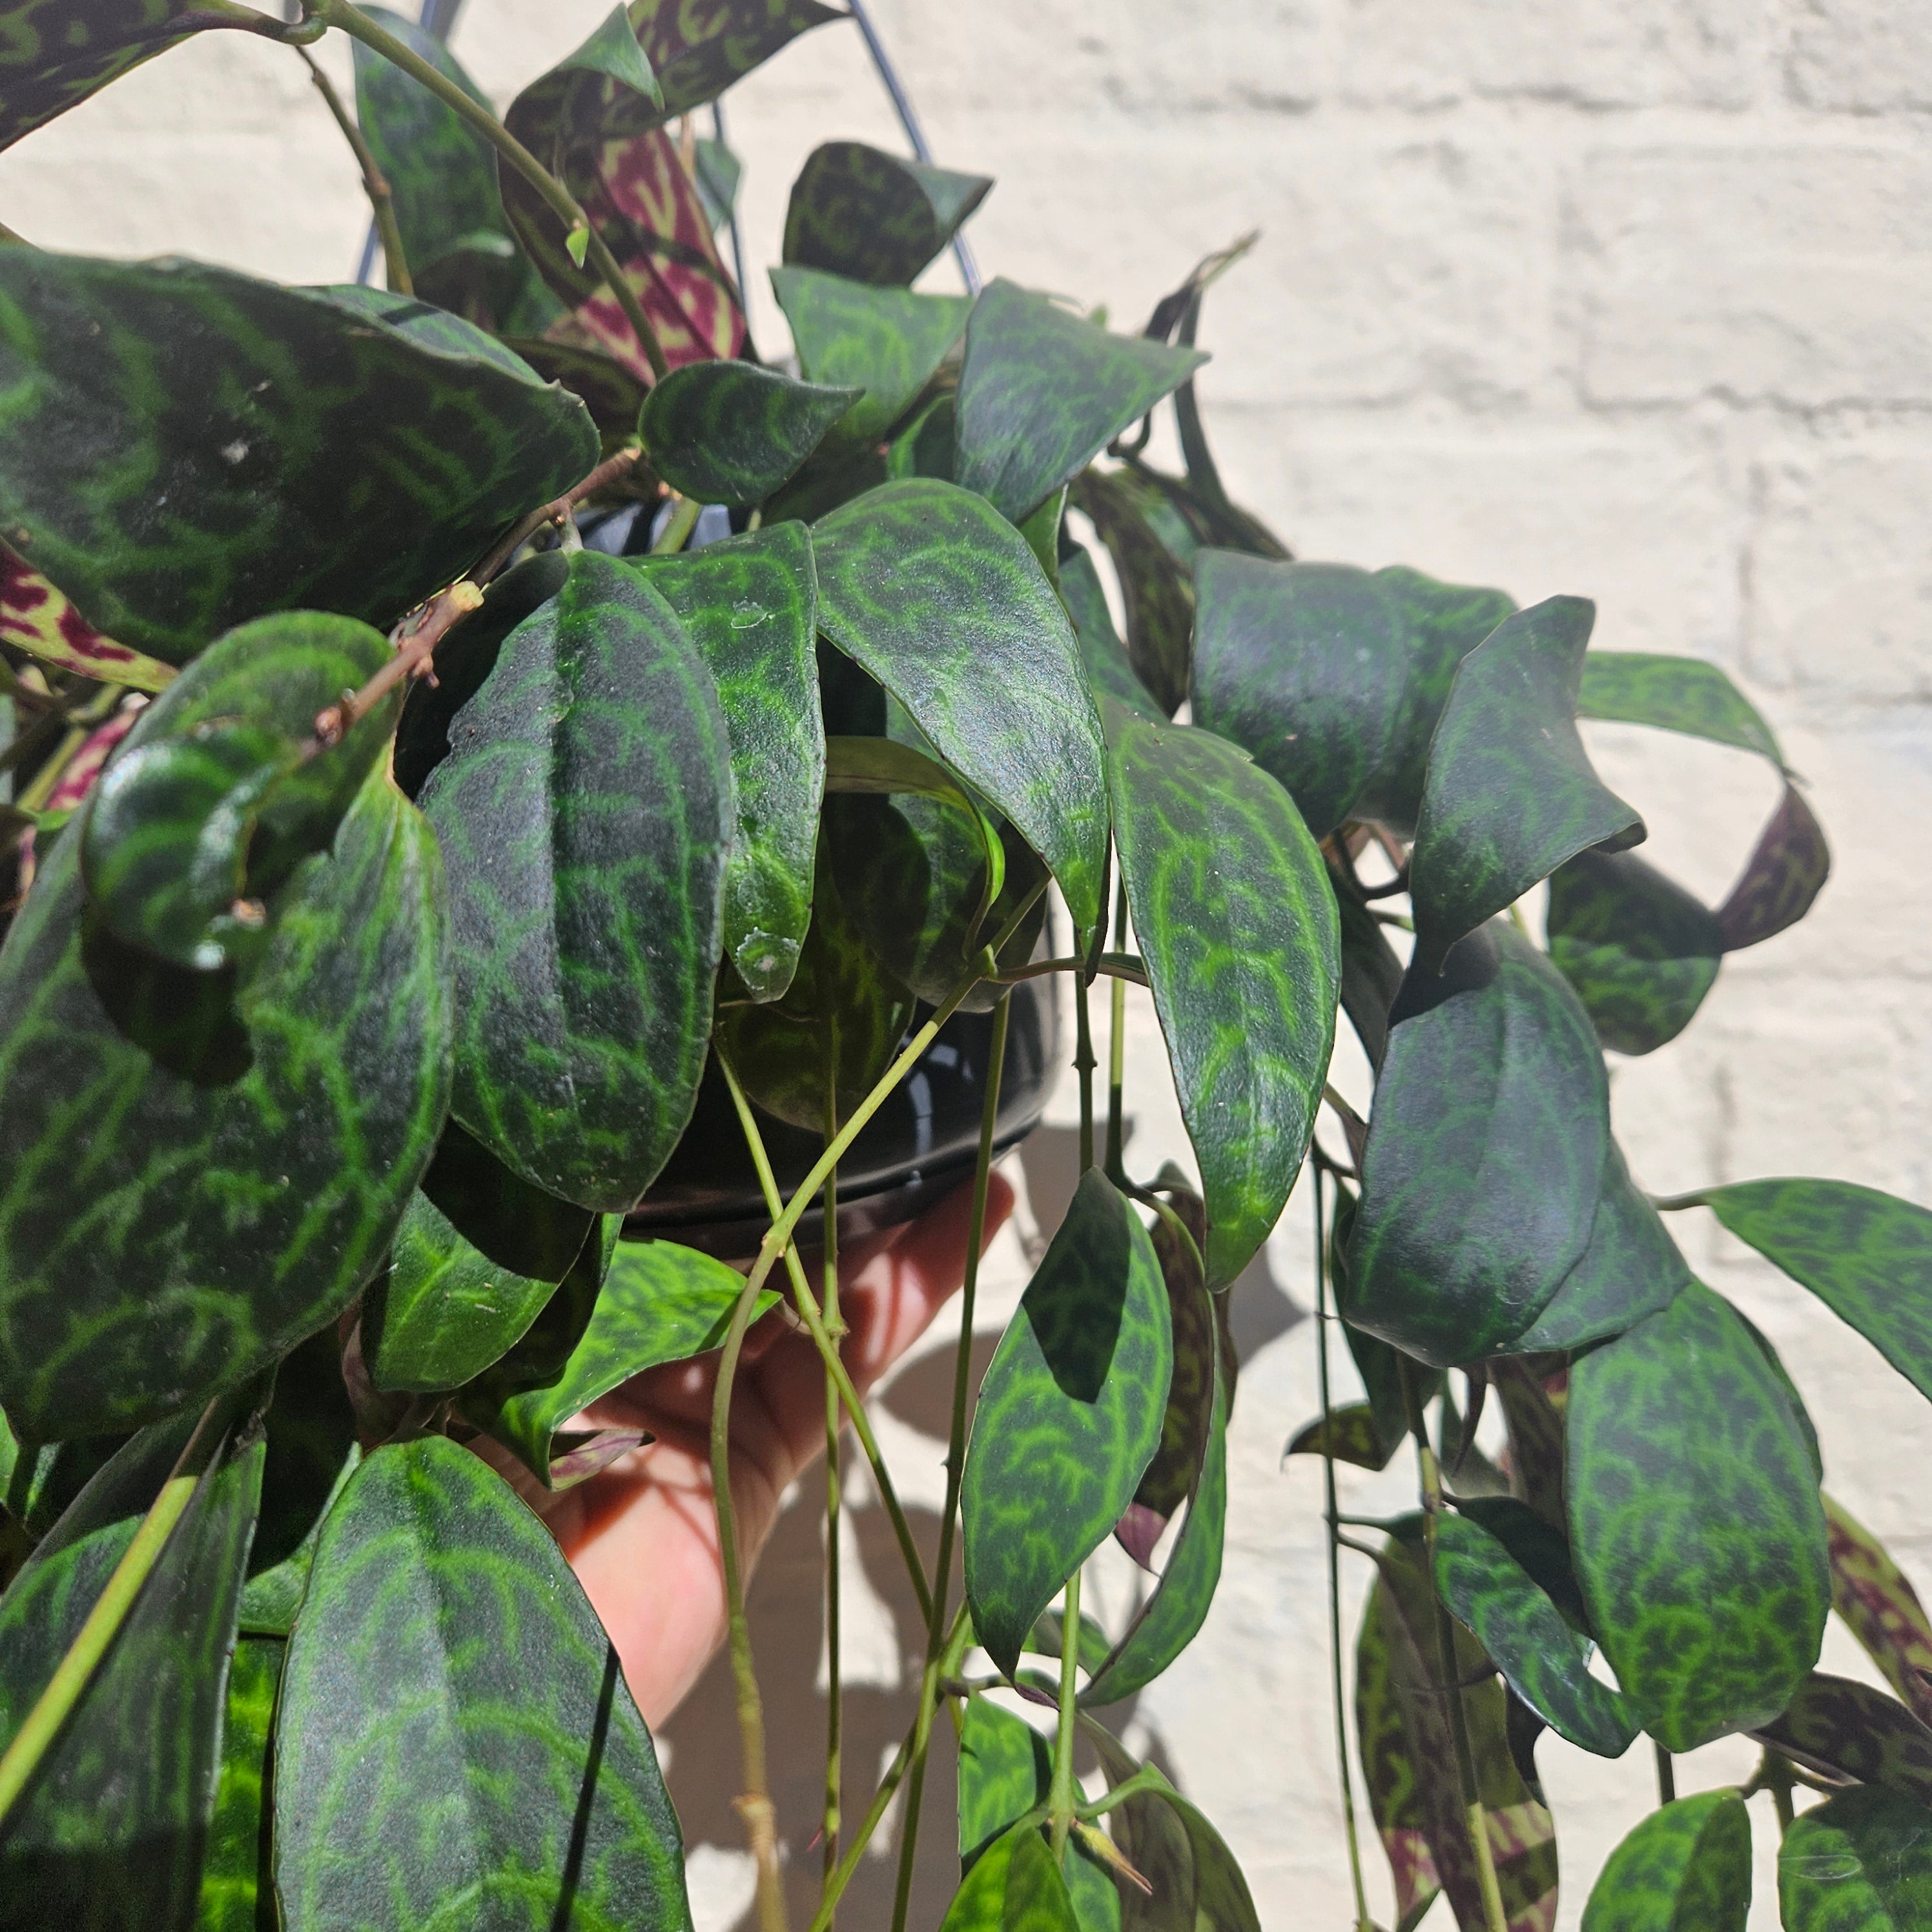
left=625, top=974, right=1060, bottom=1260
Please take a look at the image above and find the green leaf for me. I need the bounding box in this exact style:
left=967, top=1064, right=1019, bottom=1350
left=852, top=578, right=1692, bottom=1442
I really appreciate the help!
left=1433, top=1510, right=1636, bottom=1756
left=1284, top=1401, right=1397, bottom=1471
left=1410, top=596, right=1645, bottom=974
left=361, top=1122, right=597, bottom=1395
left=1715, top=781, right=1831, bottom=951
left=1354, top=1573, right=1440, bottom=1931
left=962, top=1170, right=1172, bottom=1674
left=954, top=282, right=1206, bottom=524
left=1546, top=848, right=1723, bottom=1056
left=1107, top=711, right=1339, bottom=1288
left=0, top=544, right=178, bottom=694
left=940, top=1820, right=1080, bottom=1932
left=812, top=478, right=1110, bottom=941
left=958, top=1698, right=1051, bottom=1871
left=1669, top=1179, right=1932, bottom=1409
left=783, top=141, right=992, bottom=287
left=194, top=1634, right=283, bottom=1932
left=639, top=360, right=860, bottom=507
left=0, top=1397, right=265, bottom=1922
left=274, top=1437, right=692, bottom=1931
left=633, top=522, right=823, bottom=1002
left=1753, top=1673, right=1932, bottom=1803
left=1567, top=1281, right=1829, bottom=1751
left=1780, top=1786, right=1932, bottom=1932
left=1577, top=652, right=1783, bottom=765
left=1824, top=1492, right=1932, bottom=1726
left=500, top=336, right=646, bottom=439
left=771, top=266, right=972, bottom=449
left=1330, top=867, right=1405, bottom=1074
left=1346, top=921, right=1608, bottom=1366
left=464, top=1235, right=770, bottom=1485
left=0, top=756, right=451, bottom=1441
left=1579, top=1790, right=1751, bottom=1932
left=1120, top=1204, right=1216, bottom=1545
left=1190, top=557, right=1409, bottom=841
left=0, top=251, right=597, bottom=664
left=1070, top=469, right=1195, bottom=717
left=628, top=0, right=841, bottom=118
left=1491, top=1359, right=1567, bottom=1530
left=418, top=550, right=730, bottom=1213
left=1059, top=545, right=1162, bottom=723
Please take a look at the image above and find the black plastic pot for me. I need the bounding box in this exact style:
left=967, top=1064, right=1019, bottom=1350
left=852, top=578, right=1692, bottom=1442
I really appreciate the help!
left=625, top=975, right=1060, bottom=1260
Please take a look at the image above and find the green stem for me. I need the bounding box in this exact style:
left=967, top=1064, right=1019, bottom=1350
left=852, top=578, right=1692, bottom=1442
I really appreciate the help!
left=821, top=1080, right=843, bottom=1908
left=650, top=494, right=703, bottom=555
left=1315, top=1165, right=1375, bottom=1932
left=995, top=952, right=1147, bottom=989
left=1400, top=1359, right=1508, bottom=1932
left=1765, top=1751, right=1796, bottom=1835
left=297, top=46, right=411, bottom=294
left=309, top=0, right=670, bottom=380
left=1654, top=1741, right=1676, bottom=1807
left=1047, top=1568, right=1084, bottom=1861
left=0, top=1397, right=223, bottom=1831
left=1104, top=879, right=1129, bottom=1183
left=888, top=991, right=1011, bottom=1932
left=1074, top=974, right=1096, bottom=1175
left=1074, top=1765, right=1167, bottom=1819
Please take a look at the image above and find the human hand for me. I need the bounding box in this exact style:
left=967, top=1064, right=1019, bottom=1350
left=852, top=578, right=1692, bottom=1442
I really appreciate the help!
left=486, top=1174, right=1014, bottom=1727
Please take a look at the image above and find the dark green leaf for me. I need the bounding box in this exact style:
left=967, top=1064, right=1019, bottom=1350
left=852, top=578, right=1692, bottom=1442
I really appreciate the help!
left=634, top=521, right=823, bottom=1001
left=1330, top=867, right=1405, bottom=1074
left=1670, top=1179, right=1932, bottom=1408
left=1579, top=1790, right=1751, bottom=1932
left=962, top=1170, right=1172, bottom=1674
left=1715, top=781, right=1831, bottom=951
left=1824, top=1492, right=1932, bottom=1727
left=194, top=1634, right=282, bottom=1932
left=1284, top=1401, right=1397, bottom=1471
left=0, top=1398, right=265, bottom=1924
left=1780, top=1786, right=1932, bottom=1932
left=274, top=1437, right=692, bottom=1931
left=499, top=336, right=646, bottom=438
left=1410, top=597, right=1645, bottom=974
left=812, top=478, right=1109, bottom=940
left=0, top=251, right=597, bottom=664
left=1433, top=1510, right=1636, bottom=1756
left=1577, top=652, right=1783, bottom=765
left=362, top=1122, right=597, bottom=1395
left=1490, top=1358, right=1567, bottom=1530
left=1753, top=1673, right=1932, bottom=1803
left=783, top=141, right=991, bottom=287
left=418, top=550, right=730, bottom=1213
left=940, top=1819, right=1080, bottom=1932
left=628, top=0, right=841, bottom=118
left=1353, top=1572, right=1439, bottom=1931
left=639, top=361, right=859, bottom=507
left=883, top=391, right=957, bottom=485
left=1546, top=848, right=1723, bottom=1055
left=1022, top=1610, right=1115, bottom=1681
left=1068, top=469, right=1194, bottom=717
left=958, top=1698, right=1049, bottom=1868
left=464, top=1235, right=770, bottom=1485
left=1108, top=711, right=1339, bottom=1288
left=1346, top=922, right=1608, bottom=1366
left=1190, top=557, right=1408, bottom=840
left=0, top=755, right=451, bottom=1441
left=954, top=282, right=1206, bottom=524
left=1453, top=1494, right=1590, bottom=1630
left=1567, top=1281, right=1829, bottom=1751
left=771, top=267, right=972, bottom=449
left=1059, top=545, right=1162, bottom=722
left=1121, top=1208, right=1215, bottom=1545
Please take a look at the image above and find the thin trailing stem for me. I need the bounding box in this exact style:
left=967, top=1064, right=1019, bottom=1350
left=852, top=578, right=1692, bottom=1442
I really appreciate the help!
left=1400, top=1358, right=1508, bottom=1932
left=1047, top=1568, right=1084, bottom=1861
left=650, top=494, right=703, bottom=555
left=1104, top=879, right=1130, bottom=1183
left=821, top=1076, right=843, bottom=1906
left=297, top=46, right=411, bottom=294
left=307, top=0, right=671, bottom=380
left=889, top=991, right=1011, bottom=1932
left=1315, top=1164, right=1375, bottom=1932
left=1075, top=1766, right=1168, bottom=1819
left=1074, top=973, right=1096, bottom=1173
left=994, top=951, right=1148, bottom=989
left=1654, top=1741, right=1676, bottom=1807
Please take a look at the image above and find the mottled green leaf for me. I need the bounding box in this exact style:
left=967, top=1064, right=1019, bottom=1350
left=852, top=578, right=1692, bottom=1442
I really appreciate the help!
left=634, top=521, right=822, bottom=1001
left=1190, top=556, right=1408, bottom=840
left=783, top=141, right=991, bottom=287
left=628, top=0, right=840, bottom=118
left=1059, top=545, right=1162, bottom=722
left=0, top=544, right=176, bottom=694
left=194, top=1634, right=282, bottom=1932
left=1069, top=469, right=1193, bottom=717
left=1410, top=597, right=1645, bottom=974
left=1824, top=1492, right=1932, bottom=1727
left=1121, top=1199, right=1216, bottom=1547
left=418, top=550, right=730, bottom=1213
left=1354, top=1573, right=1440, bottom=1930
left=954, top=282, right=1205, bottom=524
left=499, top=336, right=646, bottom=439
left=1284, top=1401, right=1397, bottom=1471
left=275, top=1437, right=691, bottom=1931
left=639, top=360, right=859, bottom=507
left=962, top=1170, right=1172, bottom=1674
left=958, top=1698, right=1050, bottom=1868
left=1547, top=848, right=1723, bottom=1056
left=0, top=1399, right=264, bottom=1924
left=940, top=1819, right=1080, bottom=1932
left=1346, top=922, right=1608, bottom=1366
left=362, top=1122, right=597, bottom=1395
left=1434, top=1510, right=1636, bottom=1756
left=1669, top=1179, right=1932, bottom=1409
left=1567, top=1281, right=1829, bottom=1751
left=772, top=266, right=972, bottom=448
left=1715, top=782, right=1831, bottom=951
left=0, top=251, right=597, bottom=664
left=1754, top=1673, right=1932, bottom=1803
left=883, top=389, right=958, bottom=486
left=1579, top=1790, right=1751, bottom=1932
left=1577, top=652, right=1783, bottom=765
left=0, top=755, right=451, bottom=1440
left=1108, top=711, right=1339, bottom=1288
left=464, top=1235, right=769, bottom=1485
left=1780, top=1785, right=1932, bottom=1932
left=1330, top=867, right=1405, bottom=1074
left=812, top=478, right=1109, bottom=940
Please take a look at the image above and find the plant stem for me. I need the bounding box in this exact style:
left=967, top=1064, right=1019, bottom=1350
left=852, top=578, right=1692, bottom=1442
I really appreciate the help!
left=1104, top=879, right=1129, bottom=1183
left=1400, top=1358, right=1508, bottom=1932
left=297, top=46, right=411, bottom=294
left=994, top=952, right=1148, bottom=989
left=1654, top=1741, right=1676, bottom=1806
left=0, top=1397, right=223, bottom=1831
left=650, top=494, right=703, bottom=554
left=1047, top=1567, right=1084, bottom=1862
left=1075, top=1766, right=1167, bottom=1819
left=307, top=0, right=670, bottom=380
left=1315, top=1164, right=1375, bottom=1932
left=887, top=991, right=1011, bottom=1932
left=1074, top=972, right=1096, bottom=1174
left=821, top=1080, right=843, bottom=1909
left=1764, top=1752, right=1796, bottom=1835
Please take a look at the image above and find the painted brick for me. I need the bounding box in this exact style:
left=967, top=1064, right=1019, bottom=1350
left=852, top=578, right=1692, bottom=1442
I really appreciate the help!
left=1788, top=0, right=1932, bottom=114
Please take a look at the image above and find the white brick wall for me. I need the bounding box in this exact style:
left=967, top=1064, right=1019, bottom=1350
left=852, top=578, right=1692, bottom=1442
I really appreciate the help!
left=5, top=6, right=1927, bottom=1927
